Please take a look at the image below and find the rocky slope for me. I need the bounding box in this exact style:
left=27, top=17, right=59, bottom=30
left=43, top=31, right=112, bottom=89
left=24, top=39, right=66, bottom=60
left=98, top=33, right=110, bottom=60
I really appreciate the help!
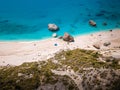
left=0, top=49, right=120, bottom=90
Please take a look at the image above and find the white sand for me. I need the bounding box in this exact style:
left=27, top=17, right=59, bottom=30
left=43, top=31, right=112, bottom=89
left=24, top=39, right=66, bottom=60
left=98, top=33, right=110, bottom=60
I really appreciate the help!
left=0, top=29, right=120, bottom=66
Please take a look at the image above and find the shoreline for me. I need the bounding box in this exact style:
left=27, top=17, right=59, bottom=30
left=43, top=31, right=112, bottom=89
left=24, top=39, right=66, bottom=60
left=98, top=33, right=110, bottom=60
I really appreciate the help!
left=0, top=29, right=120, bottom=66
left=0, top=28, right=118, bottom=42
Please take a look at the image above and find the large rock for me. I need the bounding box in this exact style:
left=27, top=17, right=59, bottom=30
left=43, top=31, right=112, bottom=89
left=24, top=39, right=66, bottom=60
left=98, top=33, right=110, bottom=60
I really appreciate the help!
left=48, top=23, right=59, bottom=31
left=63, top=33, right=74, bottom=42
left=89, top=20, right=96, bottom=26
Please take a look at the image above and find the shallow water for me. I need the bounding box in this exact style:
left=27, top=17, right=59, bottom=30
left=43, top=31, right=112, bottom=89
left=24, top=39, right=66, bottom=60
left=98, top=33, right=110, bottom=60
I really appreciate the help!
left=0, top=0, right=120, bottom=40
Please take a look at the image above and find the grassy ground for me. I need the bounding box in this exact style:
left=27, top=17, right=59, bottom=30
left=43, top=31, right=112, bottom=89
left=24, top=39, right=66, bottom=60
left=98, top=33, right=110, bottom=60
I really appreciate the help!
left=0, top=48, right=120, bottom=90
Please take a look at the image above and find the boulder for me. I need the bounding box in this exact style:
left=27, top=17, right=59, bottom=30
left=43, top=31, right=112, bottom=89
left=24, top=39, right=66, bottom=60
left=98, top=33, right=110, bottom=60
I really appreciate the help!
left=103, top=42, right=111, bottom=46
left=63, top=33, right=74, bottom=42
left=89, top=20, right=96, bottom=26
left=48, top=23, right=59, bottom=31
left=52, top=33, right=57, bottom=38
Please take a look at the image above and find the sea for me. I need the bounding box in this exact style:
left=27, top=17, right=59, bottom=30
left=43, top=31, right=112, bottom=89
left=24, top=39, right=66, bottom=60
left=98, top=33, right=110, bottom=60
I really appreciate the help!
left=0, top=0, right=120, bottom=41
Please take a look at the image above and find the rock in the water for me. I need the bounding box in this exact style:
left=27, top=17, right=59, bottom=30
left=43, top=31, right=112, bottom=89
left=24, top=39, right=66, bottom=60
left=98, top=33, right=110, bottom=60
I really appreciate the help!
left=63, top=33, right=74, bottom=42
left=109, top=30, right=112, bottom=32
left=103, top=42, right=111, bottom=46
left=89, top=20, right=96, bottom=26
left=52, top=33, right=57, bottom=38
left=93, top=44, right=100, bottom=49
left=48, top=23, right=59, bottom=31
left=102, top=22, right=107, bottom=26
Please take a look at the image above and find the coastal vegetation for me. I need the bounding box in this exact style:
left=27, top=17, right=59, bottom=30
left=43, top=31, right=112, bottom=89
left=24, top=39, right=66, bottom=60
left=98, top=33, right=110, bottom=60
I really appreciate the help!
left=0, top=49, right=120, bottom=90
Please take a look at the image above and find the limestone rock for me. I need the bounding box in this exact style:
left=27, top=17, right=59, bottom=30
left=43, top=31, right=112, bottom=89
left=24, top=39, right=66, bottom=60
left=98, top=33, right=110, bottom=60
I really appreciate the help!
left=18, top=73, right=24, bottom=77
left=48, top=23, right=59, bottom=31
left=63, top=33, right=74, bottom=42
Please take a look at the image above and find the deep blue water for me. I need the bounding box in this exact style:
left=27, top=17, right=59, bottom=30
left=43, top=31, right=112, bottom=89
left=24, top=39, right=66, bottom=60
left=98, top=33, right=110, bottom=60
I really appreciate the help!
left=0, top=0, right=120, bottom=41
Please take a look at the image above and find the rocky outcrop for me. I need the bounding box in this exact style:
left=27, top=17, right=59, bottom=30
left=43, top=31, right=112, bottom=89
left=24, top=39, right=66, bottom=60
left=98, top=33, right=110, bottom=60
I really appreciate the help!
left=63, top=33, right=74, bottom=42
left=48, top=23, right=59, bottom=31
left=89, top=20, right=96, bottom=26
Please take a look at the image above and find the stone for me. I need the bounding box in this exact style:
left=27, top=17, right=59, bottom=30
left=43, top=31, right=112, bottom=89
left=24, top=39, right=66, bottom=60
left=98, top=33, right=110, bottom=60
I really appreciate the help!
left=16, top=80, right=20, bottom=83
left=109, top=30, right=112, bottom=32
left=48, top=23, right=59, bottom=31
left=18, top=73, right=24, bottom=77
left=89, top=20, right=96, bottom=26
left=93, top=44, right=100, bottom=49
left=58, top=36, right=63, bottom=39
left=63, top=33, right=74, bottom=42
left=52, top=33, right=57, bottom=38
left=118, top=61, right=120, bottom=65
left=29, top=74, right=33, bottom=78
left=103, top=42, right=111, bottom=46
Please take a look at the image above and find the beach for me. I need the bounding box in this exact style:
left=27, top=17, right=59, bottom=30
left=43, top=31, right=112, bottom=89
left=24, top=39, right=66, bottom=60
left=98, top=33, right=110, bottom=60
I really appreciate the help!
left=0, top=29, right=120, bottom=66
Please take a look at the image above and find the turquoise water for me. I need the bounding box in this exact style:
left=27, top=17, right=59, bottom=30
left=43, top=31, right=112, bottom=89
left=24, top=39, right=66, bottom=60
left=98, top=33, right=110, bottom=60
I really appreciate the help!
left=0, top=0, right=120, bottom=41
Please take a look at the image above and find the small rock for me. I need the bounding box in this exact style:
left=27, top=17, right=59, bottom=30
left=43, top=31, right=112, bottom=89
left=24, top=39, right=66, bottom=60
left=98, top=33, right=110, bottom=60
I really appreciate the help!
left=89, top=20, right=96, bottom=26
left=93, top=44, right=100, bottom=49
left=104, top=56, right=116, bottom=63
left=118, top=61, right=120, bottom=65
left=98, top=34, right=101, bottom=36
left=29, top=74, right=33, bottom=78
left=103, top=42, right=111, bottom=46
left=109, top=30, right=112, bottom=32
left=52, top=33, right=57, bottom=38
left=102, top=22, right=107, bottom=26
left=2, top=61, right=5, bottom=63
left=48, top=23, right=59, bottom=31
left=34, top=44, right=36, bottom=46
left=16, top=80, right=20, bottom=83
left=58, top=36, right=63, bottom=39
left=18, top=73, right=24, bottom=77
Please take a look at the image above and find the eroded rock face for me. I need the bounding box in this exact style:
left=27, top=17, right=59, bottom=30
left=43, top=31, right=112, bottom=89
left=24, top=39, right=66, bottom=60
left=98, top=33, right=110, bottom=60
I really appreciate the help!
left=89, top=20, right=96, bottom=26
left=63, top=33, right=74, bottom=42
left=48, top=23, right=59, bottom=31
